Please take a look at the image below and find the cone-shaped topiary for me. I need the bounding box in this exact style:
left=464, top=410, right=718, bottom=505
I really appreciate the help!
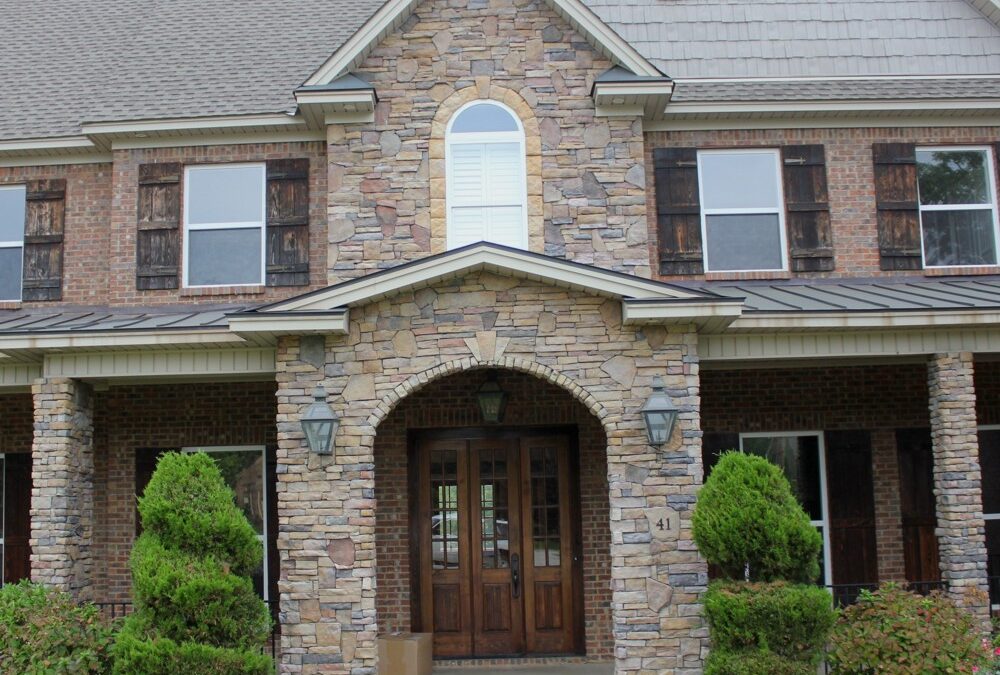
left=113, top=452, right=273, bottom=675
left=693, top=451, right=834, bottom=674
left=692, top=451, right=822, bottom=583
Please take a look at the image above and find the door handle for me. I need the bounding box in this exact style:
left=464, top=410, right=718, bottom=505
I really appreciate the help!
left=511, top=553, right=521, bottom=599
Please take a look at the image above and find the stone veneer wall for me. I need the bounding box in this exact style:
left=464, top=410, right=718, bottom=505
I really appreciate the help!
left=927, top=352, right=991, bottom=619
left=275, top=271, right=705, bottom=675
left=326, top=0, right=650, bottom=280
left=373, top=368, right=613, bottom=659
left=30, top=378, right=95, bottom=598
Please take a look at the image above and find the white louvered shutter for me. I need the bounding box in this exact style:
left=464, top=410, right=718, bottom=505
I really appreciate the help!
left=447, top=140, right=526, bottom=249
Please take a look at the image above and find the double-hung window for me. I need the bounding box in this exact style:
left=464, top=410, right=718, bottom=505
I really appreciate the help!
left=738, top=432, right=832, bottom=585
left=183, top=446, right=269, bottom=599
left=917, top=147, right=1000, bottom=267
left=0, top=186, right=25, bottom=301
left=698, top=149, right=787, bottom=272
left=183, top=164, right=266, bottom=287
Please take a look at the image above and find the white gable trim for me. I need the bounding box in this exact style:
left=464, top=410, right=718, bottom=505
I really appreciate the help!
left=251, top=244, right=704, bottom=313
left=968, top=0, right=1000, bottom=29
left=304, top=0, right=662, bottom=85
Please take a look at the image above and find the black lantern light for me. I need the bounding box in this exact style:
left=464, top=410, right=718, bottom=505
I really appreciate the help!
left=641, top=376, right=679, bottom=445
left=476, top=371, right=508, bottom=424
left=301, top=386, right=339, bottom=455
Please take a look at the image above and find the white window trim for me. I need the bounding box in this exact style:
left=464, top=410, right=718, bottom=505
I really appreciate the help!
left=697, top=148, right=789, bottom=273
left=444, top=100, right=529, bottom=251
left=182, top=164, right=267, bottom=288
left=182, top=445, right=268, bottom=600
left=738, top=431, right=832, bottom=586
left=0, top=185, right=25, bottom=302
left=917, top=145, right=1000, bottom=270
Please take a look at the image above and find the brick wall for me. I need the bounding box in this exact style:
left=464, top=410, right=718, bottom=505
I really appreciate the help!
left=646, top=126, right=1000, bottom=282
left=0, top=141, right=328, bottom=310
left=91, top=380, right=277, bottom=600
left=373, top=368, right=613, bottom=659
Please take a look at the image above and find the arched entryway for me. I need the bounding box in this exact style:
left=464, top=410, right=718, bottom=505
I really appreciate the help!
left=373, top=367, right=613, bottom=661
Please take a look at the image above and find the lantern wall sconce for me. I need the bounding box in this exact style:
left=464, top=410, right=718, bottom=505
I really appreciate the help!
left=641, top=376, right=679, bottom=446
left=301, top=386, right=339, bottom=455
left=476, top=371, right=508, bottom=424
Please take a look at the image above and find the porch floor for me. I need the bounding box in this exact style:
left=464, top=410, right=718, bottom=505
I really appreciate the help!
left=433, top=664, right=612, bottom=675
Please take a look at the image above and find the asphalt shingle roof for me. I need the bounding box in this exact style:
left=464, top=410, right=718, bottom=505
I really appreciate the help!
left=2, top=0, right=1000, bottom=141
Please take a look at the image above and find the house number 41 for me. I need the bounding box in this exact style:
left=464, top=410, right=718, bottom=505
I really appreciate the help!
left=646, top=507, right=679, bottom=541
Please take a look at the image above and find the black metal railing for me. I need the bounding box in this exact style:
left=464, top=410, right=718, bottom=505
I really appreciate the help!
left=93, top=599, right=281, bottom=661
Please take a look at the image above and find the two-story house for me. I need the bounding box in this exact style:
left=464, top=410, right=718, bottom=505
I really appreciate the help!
left=3, top=0, right=1000, bottom=672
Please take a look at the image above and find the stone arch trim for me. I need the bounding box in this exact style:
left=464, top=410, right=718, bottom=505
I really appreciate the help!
left=428, top=80, right=544, bottom=254
left=367, top=355, right=610, bottom=434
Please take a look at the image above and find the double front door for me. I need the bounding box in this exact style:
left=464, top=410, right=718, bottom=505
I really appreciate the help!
left=411, top=430, right=582, bottom=658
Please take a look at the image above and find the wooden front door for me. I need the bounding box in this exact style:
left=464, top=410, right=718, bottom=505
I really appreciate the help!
left=2, top=453, right=32, bottom=584
left=412, top=430, right=582, bottom=658
left=896, top=429, right=940, bottom=583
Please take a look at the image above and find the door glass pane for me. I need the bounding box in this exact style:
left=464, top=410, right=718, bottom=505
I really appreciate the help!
left=705, top=214, right=783, bottom=271
left=921, top=209, right=996, bottom=266
left=529, top=447, right=561, bottom=568
left=480, top=449, right=510, bottom=569
left=742, top=435, right=823, bottom=521
left=187, top=228, right=262, bottom=286
left=431, top=450, right=460, bottom=570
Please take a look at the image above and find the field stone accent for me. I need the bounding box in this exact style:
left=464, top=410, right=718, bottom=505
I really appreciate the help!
left=927, top=352, right=991, bottom=622
left=327, top=538, right=356, bottom=568
left=274, top=272, right=707, bottom=675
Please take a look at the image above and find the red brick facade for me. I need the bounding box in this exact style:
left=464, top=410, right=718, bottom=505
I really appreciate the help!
left=373, top=369, right=613, bottom=659
left=645, top=126, right=1000, bottom=283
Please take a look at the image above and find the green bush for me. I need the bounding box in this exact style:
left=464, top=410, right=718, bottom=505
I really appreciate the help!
left=704, top=648, right=818, bottom=675
left=113, top=452, right=273, bottom=674
left=828, top=584, right=992, bottom=674
left=0, top=580, right=116, bottom=674
left=692, top=451, right=822, bottom=583
left=704, top=580, right=836, bottom=663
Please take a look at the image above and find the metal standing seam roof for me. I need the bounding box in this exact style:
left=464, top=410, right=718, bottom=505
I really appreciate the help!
left=0, top=305, right=249, bottom=335
left=3, top=0, right=1000, bottom=142
left=694, top=278, right=1000, bottom=313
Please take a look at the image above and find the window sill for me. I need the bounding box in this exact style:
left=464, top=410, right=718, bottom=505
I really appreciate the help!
left=704, top=271, right=793, bottom=282
left=180, top=285, right=266, bottom=297
left=0, top=302, right=22, bottom=311
left=924, top=266, right=1000, bottom=277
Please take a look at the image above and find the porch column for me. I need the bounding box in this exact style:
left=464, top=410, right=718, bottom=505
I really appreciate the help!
left=927, top=352, right=990, bottom=619
left=29, top=377, right=95, bottom=599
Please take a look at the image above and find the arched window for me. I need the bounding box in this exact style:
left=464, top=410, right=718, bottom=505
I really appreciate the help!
left=445, top=101, right=528, bottom=249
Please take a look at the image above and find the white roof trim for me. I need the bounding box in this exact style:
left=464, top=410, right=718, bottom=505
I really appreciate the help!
left=303, top=0, right=662, bottom=85
left=968, top=0, right=1000, bottom=29
left=729, top=309, right=1000, bottom=332
left=661, top=98, right=1000, bottom=117
left=0, top=329, right=246, bottom=351
left=253, top=244, right=705, bottom=313
left=81, top=113, right=314, bottom=149
left=228, top=312, right=350, bottom=336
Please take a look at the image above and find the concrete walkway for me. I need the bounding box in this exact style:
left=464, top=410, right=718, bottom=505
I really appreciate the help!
left=434, top=665, right=613, bottom=675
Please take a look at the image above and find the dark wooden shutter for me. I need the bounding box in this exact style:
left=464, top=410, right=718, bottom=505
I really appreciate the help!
left=825, top=431, right=879, bottom=586
left=782, top=145, right=834, bottom=272
left=654, top=148, right=703, bottom=275
left=265, top=159, right=310, bottom=286
left=3, top=453, right=32, bottom=584
left=896, top=428, right=940, bottom=583
left=873, top=143, right=922, bottom=270
left=21, top=179, right=66, bottom=301
left=136, top=163, right=181, bottom=290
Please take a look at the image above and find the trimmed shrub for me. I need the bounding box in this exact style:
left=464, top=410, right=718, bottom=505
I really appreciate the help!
left=113, top=452, right=273, bottom=675
left=828, top=584, right=992, bottom=674
left=704, top=581, right=836, bottom=663
left=692, top=451, right=822, bottom=583
left=0, top=580, right=116, bottom=674
left=705, top=648, right=818, bottom=675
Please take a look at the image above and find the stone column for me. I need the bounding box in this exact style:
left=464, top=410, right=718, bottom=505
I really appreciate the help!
left=927, top=352, right=990, bottom=619
left=29, top=377, right=95, bottom=599
left=275, top=335, right=377, bottom=674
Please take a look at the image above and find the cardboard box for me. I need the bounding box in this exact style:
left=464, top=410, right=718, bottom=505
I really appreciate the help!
left=377, top=632, right=432, bottom=675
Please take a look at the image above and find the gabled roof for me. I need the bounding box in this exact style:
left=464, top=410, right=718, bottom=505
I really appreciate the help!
left=228, top=243, right=744, bottom=333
